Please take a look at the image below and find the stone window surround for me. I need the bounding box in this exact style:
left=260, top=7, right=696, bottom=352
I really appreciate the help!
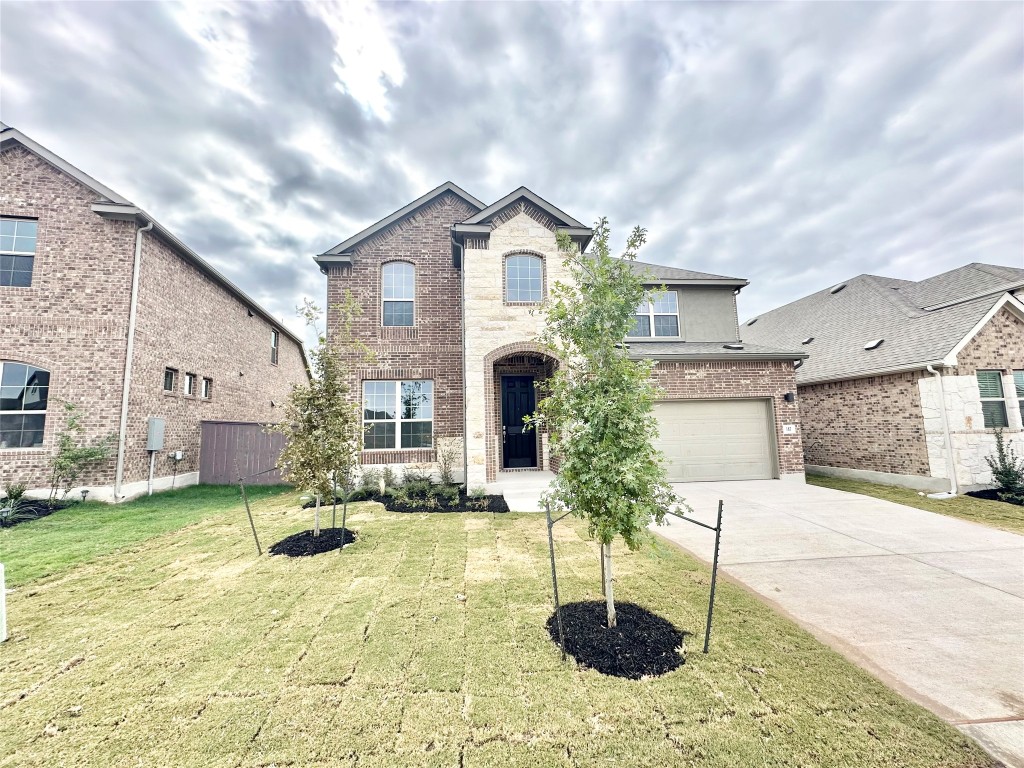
left=380, top=259, right=416, bottom=328
left=501, top=249, right=547, bottom=307
left=976, top=369, right=1010, bottom=429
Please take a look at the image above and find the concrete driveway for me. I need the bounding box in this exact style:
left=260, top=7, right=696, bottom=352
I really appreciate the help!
left=653, top=479, right=1024, bottom=767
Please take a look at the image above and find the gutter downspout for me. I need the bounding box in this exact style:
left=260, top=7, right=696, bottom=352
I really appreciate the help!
left=926, top=365, right=959, bottom=495
left=113, top=218, right=153, bottom=501
left=453, top=232, right=469, bottom=485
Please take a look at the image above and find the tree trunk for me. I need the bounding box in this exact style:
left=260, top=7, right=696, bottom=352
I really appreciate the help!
left=600, top=548, right=606, bottom=596
left=331, top=476, right=337, bottom=529
left=340, top=497, right=348, bottom=551
left=314, top=493, right=321, bottom=538
left=603, top=542, right=616, bottom=628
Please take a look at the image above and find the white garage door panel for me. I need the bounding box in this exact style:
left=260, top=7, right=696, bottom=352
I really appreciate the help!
left=653, top=399, right=774, bottom=481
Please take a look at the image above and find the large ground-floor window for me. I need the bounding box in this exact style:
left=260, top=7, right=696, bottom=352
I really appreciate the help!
left=0, top=361, right=50, bottom=449
left=362, top=379, right=433, bottom=450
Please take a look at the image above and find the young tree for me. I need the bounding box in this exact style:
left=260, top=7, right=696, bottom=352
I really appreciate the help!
left=536, top=218, right=676, bottom=628
left=49, top=402, right=115, bottom=502
left=274, top=297, right=366, bottom=538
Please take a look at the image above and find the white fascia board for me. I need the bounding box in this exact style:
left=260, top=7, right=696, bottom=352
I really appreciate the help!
left=942, top=292, right=1024, bottom=366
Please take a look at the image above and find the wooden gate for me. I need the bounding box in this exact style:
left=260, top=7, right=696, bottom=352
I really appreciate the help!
left=199, top=421, right=286, bottom=484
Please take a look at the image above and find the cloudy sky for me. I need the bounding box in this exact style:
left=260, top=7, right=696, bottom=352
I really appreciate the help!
left=2, top=1, right=1022, bottom=345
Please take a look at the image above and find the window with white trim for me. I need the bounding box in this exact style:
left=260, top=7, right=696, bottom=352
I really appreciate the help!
left=976, top=370, right=1008, bottom=428
left=382, top=262, right=415, bottom=327
left=202, top=377, right=213, bottom=399
left=0, top=218, right=38, bottom=287
left=505, top=254, right=543, bottom=302
left=629, top=290, right=680, bottom=337
left=185, top=373, right=197, bottom=397
left=0, top=361, right=49, bottom=449
left=1015, top=370, right=1024, bottom=422
left=163, top=368, right=178, bottom=393
left=270, top=329, right=280, bottom=365
left=362, top=380, right=433, bottom=449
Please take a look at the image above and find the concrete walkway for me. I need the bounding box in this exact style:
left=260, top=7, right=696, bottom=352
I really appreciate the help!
left=487, top=470, right=555, bottom=512
left=653, top=480, right=1024, bottom=767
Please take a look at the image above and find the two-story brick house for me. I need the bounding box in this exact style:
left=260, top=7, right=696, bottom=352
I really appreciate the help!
left=316, top=182, right=807, bottom=489
left=1, top=124, right=308, bottom=501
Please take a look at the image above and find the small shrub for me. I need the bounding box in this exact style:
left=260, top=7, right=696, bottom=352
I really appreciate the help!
left=382, top=466, right=400, bottom=490
left=403, top=464, right=432, bottom=484
left=404, top=479, right=435, bottom=500
left=437, top=484, right=461, bottom=505
left=435, top=437, right=463, bottom=485
left=986, top=430, right=1024, bottom=505
left=390, top=485, right=410, bottom=504
left=4, top=482, right=27, bottom=503
left=421, top=495, right=440, bottom=511
left=49, top=402, right=115, bottom=502
left=468, top=485, right=487, bottom=499
left=360, top=467, right=382, bottom=494
left=469, top=497, right=490, bottom=511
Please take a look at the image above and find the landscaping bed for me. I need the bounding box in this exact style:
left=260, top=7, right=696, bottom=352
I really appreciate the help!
left=0, top=498, right=73, bottom=528
left=269, top=527, right=356, bottom=556
left=304, top=489, right=510, bottom=514
left=965, top=488, right=1023, bottom=506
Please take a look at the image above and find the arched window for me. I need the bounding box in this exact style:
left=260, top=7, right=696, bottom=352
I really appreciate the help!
left=0, top=361, right=50, bottom=449
left=382, top=261, right=415, bottom=327
left=505, top=254, right=543, bottom=303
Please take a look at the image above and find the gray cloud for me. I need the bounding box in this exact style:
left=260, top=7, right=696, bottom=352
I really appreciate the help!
left=1, top=0, right=1021, bottom=347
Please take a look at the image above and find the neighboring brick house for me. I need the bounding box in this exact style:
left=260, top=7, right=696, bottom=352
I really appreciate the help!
left=315, top=182, right=807, bottom=488
left=0, top=124, right=308, bottom=501
left=743, top=263, right=1024, bottom=492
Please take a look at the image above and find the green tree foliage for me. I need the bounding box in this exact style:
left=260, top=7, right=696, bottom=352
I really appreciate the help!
left=985, top=429, right=1024, bottom=505
left=273, top=296, right=367, bottom=537
left=536, top=218, right=676, bottom=627
left=49, top=402, right=115, bottom=502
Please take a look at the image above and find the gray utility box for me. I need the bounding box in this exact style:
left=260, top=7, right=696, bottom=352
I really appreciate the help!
left=147, top=417, right=165, bottom=451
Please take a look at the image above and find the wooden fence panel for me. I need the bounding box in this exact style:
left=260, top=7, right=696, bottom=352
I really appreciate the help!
left=199, top=421, right=287, bottom=485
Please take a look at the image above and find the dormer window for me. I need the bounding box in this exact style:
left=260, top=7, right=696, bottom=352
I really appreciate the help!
left=630, top=290, right=679, bottom=337
left=382, top=261, right=415, bottom=326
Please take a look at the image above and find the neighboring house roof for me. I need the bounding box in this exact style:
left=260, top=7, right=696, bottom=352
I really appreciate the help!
left=0, top=123, right=307, bottom=355
left=742, top=264, right=1024, bottom=384
left=625, top=259, right=749, bottom=288
left=627, top=341, right=808, bottom=362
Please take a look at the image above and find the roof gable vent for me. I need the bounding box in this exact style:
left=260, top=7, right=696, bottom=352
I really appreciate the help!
left=723, top=343, right=744, bottom=350
left=830, top=284, right=847, bottom=294
left=802, top=337, right=814, bottom=345
left=864, top=338, right=884, bottom=350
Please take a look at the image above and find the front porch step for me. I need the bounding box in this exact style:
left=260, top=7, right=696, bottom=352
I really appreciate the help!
left=486, top=471, right=556, bottom=513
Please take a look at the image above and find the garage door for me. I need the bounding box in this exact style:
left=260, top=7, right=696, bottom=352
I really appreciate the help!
left=653, top=399, right=774, bottom=481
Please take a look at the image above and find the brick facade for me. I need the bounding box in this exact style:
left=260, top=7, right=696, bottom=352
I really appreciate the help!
left=325, top=192, right=479, bottom=464
left=954, top=307, right=1024, bottom=375
left=1, top=141, right=308, bottom=499
left=798, top=372, right=931, bottom=476
left=650, top=360, right=804, bottom=475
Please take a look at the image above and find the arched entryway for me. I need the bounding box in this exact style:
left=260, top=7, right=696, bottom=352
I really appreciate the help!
left=482, top=342, right=559, bottom=483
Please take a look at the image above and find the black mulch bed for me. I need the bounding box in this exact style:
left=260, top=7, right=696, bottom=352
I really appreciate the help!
left=546, top=600, right=687, bottom=679
left=965, top=489, right=1024, bottom=506
left=0, top=499, right=73, bottom=528
left=303, top=491, right=509, bottom=514
left=269, top=528, right=357, bottom=557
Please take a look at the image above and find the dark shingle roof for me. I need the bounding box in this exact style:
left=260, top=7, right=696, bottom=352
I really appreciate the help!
left=623, top=259, right=748, bottom=285
left=742, top=264, right=1024, bottom=383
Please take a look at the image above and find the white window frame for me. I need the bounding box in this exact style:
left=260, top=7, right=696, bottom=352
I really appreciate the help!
left=0, top=218, right=38, bottom=288
left=1014, top=370, right=1024, bottom=425
left=504, top=254, right=544, bottom=303
left=0, top=360, right=49, bottom=450
left=381, top=261, right=415, bottom=327
left=362, top=379, right=433, bottom=450
left=184, top=373, right=197, bottom=397
left=270, top=329, right=280, bottom=365
left=201, top=377, right=213, bottom=399
left=976, top=370, right=1009, bottom=429
left=163, top=367, right=178, bottom=393
left=628, top=289, right=680, bottom=338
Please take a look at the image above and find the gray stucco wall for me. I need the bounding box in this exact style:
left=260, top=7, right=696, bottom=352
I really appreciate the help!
left=680, top=287, right=740, bottom=342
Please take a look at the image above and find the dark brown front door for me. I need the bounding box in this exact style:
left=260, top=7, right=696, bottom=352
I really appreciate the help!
left=502, top=376, right=536, bottom=469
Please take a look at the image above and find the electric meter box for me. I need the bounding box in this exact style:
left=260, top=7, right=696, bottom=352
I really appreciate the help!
left=146, top=418, right=165, bottom=451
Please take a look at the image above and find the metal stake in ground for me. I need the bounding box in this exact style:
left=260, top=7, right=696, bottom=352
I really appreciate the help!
left=239, top=479, right=262, bottom=556
left=703, top=500, right=723, bottom=654
left=545, top=502, right=568, bottom=661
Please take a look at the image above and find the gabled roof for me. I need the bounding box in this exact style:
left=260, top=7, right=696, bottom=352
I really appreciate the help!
left=625, top=259, right=749, bottom=287
left=316, top=181, right=485, bottom=268
left=1, top=123, right=306, bottom=353
left=462, top=186, right=586, bottom=228
left=742, top=264, right=1024, bottom=384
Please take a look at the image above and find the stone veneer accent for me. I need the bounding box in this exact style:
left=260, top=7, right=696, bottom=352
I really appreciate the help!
left=0, top=144, right=308, bottom=498
left=649, top=360, right=804, bottom=476
left=326, top=191, right=479, bottom=464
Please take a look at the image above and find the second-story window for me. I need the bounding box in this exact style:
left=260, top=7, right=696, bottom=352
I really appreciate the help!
left=505, top=254, right=543, bottom=303
left=0, top=218, right=38, bottom=287
left=271, top=329, right=280, bottom=365
left=185, top=373, right=197, bottom=397
left=382, top=261, right=414, bottom=326
left=202, top=377, right=213, bottom=399
left=630, top=290, right=680, bottom=337
left=163, top=368, right=178, bottom=393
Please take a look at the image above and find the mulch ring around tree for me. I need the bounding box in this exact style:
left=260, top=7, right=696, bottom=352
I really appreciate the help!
left=268, top=528, right=357, bottom=557
left=547, top=601, right=687, bottom=679
left=304, top=492, right=510, bottom=514
left=965, top=488, right=1023, bottom=506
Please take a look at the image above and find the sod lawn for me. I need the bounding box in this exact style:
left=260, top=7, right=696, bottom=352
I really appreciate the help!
left=806, top=474, right=1024, bottom=535
left=0, top=487, right=995, bottom=767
